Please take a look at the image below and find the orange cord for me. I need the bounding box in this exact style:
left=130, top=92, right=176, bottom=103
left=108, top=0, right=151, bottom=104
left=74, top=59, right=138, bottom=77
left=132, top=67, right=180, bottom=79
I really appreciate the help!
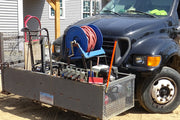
left=106, top=40, right=117, bottom=93
left=81, top=26, right=97, bottom=52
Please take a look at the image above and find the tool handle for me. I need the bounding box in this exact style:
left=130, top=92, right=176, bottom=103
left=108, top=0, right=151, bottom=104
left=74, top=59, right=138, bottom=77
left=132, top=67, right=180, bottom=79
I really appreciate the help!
left=106, top=40, right=117, bottom=93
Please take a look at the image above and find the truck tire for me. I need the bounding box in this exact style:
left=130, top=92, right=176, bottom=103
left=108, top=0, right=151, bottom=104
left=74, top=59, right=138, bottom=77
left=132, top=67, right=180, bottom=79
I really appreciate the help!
left=137, top=66, right=180, bottom=113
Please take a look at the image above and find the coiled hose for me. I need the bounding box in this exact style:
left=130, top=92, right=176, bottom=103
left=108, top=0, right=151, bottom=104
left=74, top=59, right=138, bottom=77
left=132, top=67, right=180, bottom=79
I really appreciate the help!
left=81, top=26, right=97, bottom=52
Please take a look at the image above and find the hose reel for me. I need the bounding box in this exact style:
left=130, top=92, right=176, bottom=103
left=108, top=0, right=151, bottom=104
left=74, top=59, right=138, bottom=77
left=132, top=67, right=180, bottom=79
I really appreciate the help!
left=65, top=25, right=105, bottom=59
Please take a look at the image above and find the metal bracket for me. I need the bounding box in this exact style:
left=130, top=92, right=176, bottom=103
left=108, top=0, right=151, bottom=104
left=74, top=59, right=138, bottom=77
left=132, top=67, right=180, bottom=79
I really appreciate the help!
left=68, top=40, right=77, bottom=58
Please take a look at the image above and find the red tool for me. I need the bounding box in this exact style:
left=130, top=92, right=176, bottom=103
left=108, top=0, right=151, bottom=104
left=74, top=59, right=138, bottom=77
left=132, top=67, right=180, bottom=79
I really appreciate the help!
left=24, top=15, right=41, bottom=42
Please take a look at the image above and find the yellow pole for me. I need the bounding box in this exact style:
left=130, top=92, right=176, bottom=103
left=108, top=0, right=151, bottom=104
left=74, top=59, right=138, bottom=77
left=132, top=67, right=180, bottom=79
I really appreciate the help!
left=46, top=0, right=60, bottom=39
left=47, top=0, right=55, bottom=10
left=55, top=0, right=60, bottom=39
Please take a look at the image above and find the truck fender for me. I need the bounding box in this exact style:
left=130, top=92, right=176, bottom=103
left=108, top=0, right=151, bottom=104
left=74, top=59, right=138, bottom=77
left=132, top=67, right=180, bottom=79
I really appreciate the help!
left=131, top=36, right=180, bottom=65
left=125, top=36, right=180, bottom=73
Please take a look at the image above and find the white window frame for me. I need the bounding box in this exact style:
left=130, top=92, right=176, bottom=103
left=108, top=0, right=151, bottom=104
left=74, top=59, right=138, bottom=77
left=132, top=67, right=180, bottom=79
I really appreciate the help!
left=49, top=0, right=65, bottom=19
left=81, top=0, right=102, bottom=19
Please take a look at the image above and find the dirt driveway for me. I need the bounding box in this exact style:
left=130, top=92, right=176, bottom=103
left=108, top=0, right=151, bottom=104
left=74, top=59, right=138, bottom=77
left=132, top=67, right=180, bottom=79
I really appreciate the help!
left=0, top=93, right=180, bottom=120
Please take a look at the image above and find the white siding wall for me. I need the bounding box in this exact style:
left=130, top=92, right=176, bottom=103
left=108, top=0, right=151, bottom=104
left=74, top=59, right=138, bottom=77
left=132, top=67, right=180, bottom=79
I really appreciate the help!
left=0, top=0, right=18, bottom=32
left=64, top=0, right=82, bottom=30
left=24, top=0, right=82, bottom=42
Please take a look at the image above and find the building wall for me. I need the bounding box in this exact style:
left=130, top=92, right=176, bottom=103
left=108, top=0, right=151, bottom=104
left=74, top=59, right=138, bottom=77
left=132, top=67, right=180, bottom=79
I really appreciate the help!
left=0, top=0, right=18, bottom=32
left=23, top=0, right=82, bottom=42
left=0, top=0, right=108, bottom=39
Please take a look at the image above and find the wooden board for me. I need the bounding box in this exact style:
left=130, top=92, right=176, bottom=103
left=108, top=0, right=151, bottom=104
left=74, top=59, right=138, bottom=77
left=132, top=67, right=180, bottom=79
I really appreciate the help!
left=24, top=41, right=41, bottom=70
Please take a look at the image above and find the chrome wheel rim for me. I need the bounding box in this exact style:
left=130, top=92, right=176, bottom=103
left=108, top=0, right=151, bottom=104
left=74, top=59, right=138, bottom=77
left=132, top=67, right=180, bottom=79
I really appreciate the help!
left=151, top=77, right=177, bottom=104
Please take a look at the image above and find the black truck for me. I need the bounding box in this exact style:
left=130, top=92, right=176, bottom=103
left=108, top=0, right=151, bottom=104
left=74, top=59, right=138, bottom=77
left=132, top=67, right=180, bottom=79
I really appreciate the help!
left=52, top=0, right=180, bottom=113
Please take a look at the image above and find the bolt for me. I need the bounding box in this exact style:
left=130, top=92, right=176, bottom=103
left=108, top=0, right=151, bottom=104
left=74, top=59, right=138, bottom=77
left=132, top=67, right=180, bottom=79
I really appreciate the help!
left=167, top=84, right=170, bottom=87
left=157, top=89, right=160, bottom=91
left=170, top=88, right=173, bottom=91
left=161, top=84, right=164, bottom=87
left=160, top=99, right=163, bottom=101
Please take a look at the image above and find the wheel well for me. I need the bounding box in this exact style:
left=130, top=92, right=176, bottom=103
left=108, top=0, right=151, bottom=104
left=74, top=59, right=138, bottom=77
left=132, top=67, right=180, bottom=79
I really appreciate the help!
left=166, top=55, right=180, bottom=73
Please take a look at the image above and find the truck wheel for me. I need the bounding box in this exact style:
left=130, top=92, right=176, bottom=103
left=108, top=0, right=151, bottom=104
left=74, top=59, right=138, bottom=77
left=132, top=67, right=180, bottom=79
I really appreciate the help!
left=137, top=66, right=180, bottom=113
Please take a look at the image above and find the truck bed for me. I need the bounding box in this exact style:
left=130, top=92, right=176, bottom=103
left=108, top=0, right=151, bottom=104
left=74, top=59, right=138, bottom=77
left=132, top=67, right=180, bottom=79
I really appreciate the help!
left=1, top=67, right=135, bottom=120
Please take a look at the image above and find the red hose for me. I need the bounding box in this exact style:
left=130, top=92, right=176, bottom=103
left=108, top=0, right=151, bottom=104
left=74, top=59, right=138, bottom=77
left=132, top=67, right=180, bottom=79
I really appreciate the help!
left=81, top=26, right=97, bottom=52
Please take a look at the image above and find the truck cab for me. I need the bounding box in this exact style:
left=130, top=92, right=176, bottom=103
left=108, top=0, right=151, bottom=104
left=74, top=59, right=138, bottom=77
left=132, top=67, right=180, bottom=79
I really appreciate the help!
left=52, top=0, right=180, bottom=113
